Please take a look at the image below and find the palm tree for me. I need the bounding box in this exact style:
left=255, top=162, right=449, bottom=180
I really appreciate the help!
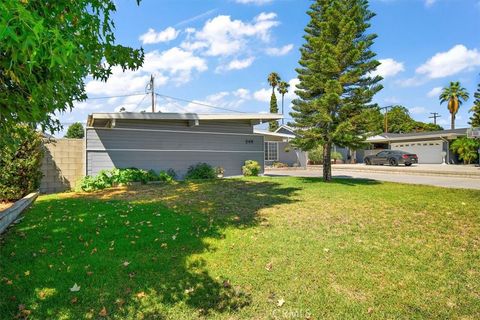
left=267, top=72, right=281, bottom=94
left=439, top=81, right=469, bottom=129
left=277, top=81, right=290, bottom=124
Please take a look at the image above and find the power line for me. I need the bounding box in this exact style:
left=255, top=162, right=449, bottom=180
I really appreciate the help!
left=82, top=93, right=146, bottom=100
left=155, top=93, right=245, bottom=113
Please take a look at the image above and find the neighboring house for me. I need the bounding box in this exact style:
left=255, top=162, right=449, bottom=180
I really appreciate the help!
left=86, top=112, right=282, bottom=178
left=255, top=125, right=308, bottom=168
left=361, top=128, right=468, bottom=164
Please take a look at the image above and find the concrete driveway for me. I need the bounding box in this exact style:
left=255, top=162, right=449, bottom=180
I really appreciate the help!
left=266, top=166, right=480, bottom=190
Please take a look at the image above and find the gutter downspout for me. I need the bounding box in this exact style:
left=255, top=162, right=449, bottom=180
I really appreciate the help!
left=440, top=137, right=449, bottom=164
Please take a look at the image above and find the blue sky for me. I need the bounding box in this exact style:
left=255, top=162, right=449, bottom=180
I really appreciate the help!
left=60, top=0, right=480, bottom=133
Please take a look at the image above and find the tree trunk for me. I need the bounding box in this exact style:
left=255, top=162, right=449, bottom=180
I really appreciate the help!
left=281, top=94, right=284, bottom=125
left=323, top=141, right=332, bottom=181
left=451, top=113, right=455, bottom=130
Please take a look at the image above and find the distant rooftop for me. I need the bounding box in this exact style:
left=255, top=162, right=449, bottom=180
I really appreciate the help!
left=367, top=128, right=468, bottom=143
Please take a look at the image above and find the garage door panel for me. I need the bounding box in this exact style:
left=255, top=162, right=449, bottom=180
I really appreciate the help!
left=391, top=141, right=443, bottom=164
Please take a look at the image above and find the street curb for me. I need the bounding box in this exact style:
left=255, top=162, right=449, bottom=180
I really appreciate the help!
left=266, top=166, right=480, bottom=179
left=0, top=192, right=38, bottom=234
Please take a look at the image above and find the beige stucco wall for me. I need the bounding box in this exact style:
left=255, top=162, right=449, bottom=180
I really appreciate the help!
left=40, top=139, right=85, bottom=194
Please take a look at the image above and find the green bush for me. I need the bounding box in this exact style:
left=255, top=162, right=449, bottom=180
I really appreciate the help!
left=77, top=168, right=175, bottom=192
left=0, top=126, right=44, bottom=201
left=242, top=160, right=261, bottom=176
left=331, top=151, right=343, bottom=161
left=451, top=137, right=480, bottom=164
left=185, top=163, right=216, bottom=180
left=308, top=145, right=324, bottom=164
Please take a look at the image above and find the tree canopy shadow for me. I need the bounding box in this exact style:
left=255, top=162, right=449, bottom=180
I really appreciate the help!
left=0, top=179, right=300, bottom=319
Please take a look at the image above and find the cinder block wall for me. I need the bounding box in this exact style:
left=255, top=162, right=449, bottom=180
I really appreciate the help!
left=40, top=139, right=85, bottom=194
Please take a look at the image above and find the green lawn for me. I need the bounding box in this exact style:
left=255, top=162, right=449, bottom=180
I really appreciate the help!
left=1, top=177, right=479, bottom=319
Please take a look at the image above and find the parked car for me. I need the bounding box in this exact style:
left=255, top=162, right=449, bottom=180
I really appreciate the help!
left=364, top=150, right=418, bottom=166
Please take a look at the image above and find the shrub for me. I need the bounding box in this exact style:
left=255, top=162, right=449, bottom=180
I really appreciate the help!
left=158, top=171, right=174, bottom=183
left=0, top=126, right=44, bottom=201
left=166, top=168, right=177, bottom=180
left=272, top=162, right=288, bottom=168
left=77, top=167, right=175, bottom=192
left=308, top=145, right=324, bottom=164
left=215, top=167, right=225, bottom=176
left=242, top=160, right=261, bottom=176
left=331, top=151, right=343, bottom=161
left=185, top=163, right=216, bottom=180
left=451, top=137, right=480, bottom=164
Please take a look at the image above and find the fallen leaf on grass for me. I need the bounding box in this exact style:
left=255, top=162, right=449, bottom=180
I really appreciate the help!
left=277, top=298, right=285, bottom=307
left=122, top=261, right=130, bottom=267
left=98, top=307, right=108, bottom=317
left=70, top=283, right=81, bottom=292
left=265, top=262, right=273, bottom=271
left=71, top=297, right=78, bottom=304
left=185, top=287, right=195, bottom=294
left=136, top=291, right=147, bottom=299
left=115, top=298, right=125, bottom=307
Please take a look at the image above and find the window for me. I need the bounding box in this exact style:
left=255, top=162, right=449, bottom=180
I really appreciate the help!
left=265, top=142, right=278, bottom=161
left=376, top=151, right=389, bottom=157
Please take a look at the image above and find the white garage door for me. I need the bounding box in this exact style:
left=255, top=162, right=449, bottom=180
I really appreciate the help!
left=391, top=140, right=443, bottom=164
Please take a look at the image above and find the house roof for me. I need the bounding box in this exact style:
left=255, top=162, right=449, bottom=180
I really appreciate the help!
left=274, top=125, right=296, bottom=135
left=367, top=128, right=468, bottom=143
left=254, top=129, right=296, bottom=139
left=87, top=112, right=283, bottom=126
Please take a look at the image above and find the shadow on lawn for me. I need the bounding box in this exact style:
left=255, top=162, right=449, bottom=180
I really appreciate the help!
left=285, top=176, right=381, bottom=187
left=0, top=179, right=299, bottom=319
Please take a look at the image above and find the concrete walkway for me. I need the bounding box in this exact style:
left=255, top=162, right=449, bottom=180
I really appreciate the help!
left=266, top=168, right=480, bottom=190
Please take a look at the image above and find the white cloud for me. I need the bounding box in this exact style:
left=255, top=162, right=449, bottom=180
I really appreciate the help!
left=86, top=47, right=207, bottom=98
left=372, top=58, right=405, bottom=78
left=396, top=76, right=427, bottom=87
left=139, top=27, right=180, bottom=44
left=181, top=12, right=279, bottom=57
left=266, top=44, right=294, bottom=56
left=427, top=86, right=442, bottom=98
left=409, top=106, right=427, bottom=115
left=425, top=0, right=437, bottom=7
left=253, top=88, right=272, bottom=103
left=233, top=88, right=251, bottom=99
left=143, top=48, right=208, bottom=84
left=416, top=45, right=480, bottom=79
left=216, top=57, right=255, bottom=72
left=235, top=0, right=274, bottom=5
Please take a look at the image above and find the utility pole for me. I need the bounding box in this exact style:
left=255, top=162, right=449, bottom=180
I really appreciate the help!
left=150, top=75, right=155, bottom=113
left=429, top=112, right=441, bottom=125
left=379, top=105, right=393, bottom=133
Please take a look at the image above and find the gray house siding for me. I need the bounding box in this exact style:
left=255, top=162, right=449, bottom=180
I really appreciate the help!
left=86, top=121, right=264, bottom=178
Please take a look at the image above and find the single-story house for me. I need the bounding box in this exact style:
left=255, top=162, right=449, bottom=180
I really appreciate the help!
left=254, top=125, right=308, bottom=168
left=360, top=128, right=468, bottom=164
left=86, top=112, right=282, bottom=178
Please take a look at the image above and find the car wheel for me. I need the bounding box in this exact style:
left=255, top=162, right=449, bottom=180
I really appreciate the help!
left=389, top=158, right=398, bottom=166
left=405, top=163, right=412, bottom=167
left=365, top=159, right=371, bottom=165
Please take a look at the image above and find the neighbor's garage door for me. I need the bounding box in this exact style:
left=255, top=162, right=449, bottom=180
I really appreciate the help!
left=391, top=140, right=443, bottom=164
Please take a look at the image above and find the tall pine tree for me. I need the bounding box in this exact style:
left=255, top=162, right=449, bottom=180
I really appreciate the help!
left=269, top=93, right=279, bottom=131
left=469, top=83, right=480, bottom=128
left=291, top=0, right=382, bottom=181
